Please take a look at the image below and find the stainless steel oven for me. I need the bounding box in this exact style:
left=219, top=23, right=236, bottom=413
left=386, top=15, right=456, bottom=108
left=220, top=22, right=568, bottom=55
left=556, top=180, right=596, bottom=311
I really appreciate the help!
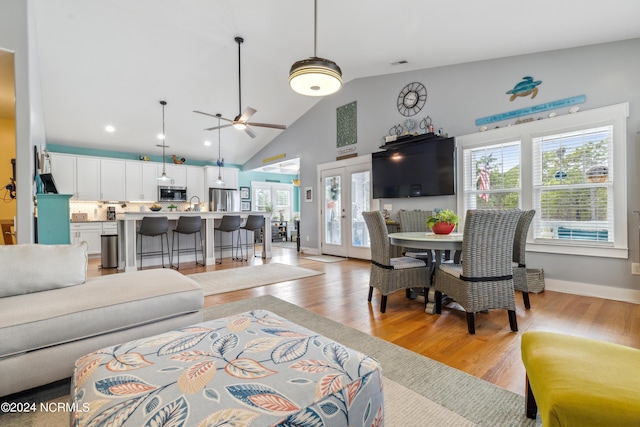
left=158, top=186, right=187, bottom=202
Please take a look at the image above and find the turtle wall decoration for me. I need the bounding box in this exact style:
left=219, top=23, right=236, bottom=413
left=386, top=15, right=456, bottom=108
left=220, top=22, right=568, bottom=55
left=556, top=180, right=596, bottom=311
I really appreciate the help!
left=506, top=76, right=542, bottom=101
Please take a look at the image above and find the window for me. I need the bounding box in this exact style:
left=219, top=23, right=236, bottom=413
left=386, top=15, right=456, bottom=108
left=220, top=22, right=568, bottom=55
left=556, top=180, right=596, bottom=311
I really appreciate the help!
left=462, top=141, right=521, bottom=210
left=252, top=181, right=294, bottom=221
left=457, top=103, right=628, bottom=259
left=533, top=126, right=613, bottom=244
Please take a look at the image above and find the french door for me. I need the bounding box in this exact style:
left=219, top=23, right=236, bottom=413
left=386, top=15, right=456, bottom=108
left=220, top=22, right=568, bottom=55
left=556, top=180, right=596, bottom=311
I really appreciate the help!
left=319, top=158, right=371, bottom=259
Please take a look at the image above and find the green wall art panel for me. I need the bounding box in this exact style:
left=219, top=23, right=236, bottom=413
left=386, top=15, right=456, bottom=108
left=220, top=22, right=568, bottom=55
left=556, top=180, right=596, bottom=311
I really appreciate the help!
left=336, top=101, right=357, bottom=147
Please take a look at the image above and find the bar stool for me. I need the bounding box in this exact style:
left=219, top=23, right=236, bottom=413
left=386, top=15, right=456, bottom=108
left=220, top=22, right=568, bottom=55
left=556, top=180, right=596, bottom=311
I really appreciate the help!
left=171, top=216, right=204, bottom=270
left=239, top=215, right=265, bottom=259
left=214, top=215, right=242, bottom=264
left=137, top=216, right=170, bottom=269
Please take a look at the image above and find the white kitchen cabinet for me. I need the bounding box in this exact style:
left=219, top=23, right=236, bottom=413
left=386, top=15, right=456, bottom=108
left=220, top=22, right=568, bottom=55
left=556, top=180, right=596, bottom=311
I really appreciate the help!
left=125, top=161, right=158, bottom=201
left=76, top=156, right=101, bottom=200
left=100, top=159, right=126, bottom=201
left=70, top=222, right=102, bottom=255
left=48, top=153, right=77, bottom=196
left=102, top=222, right=118, bottom=234
left=186, top=166, right=205, bottom=202
left=161, top=164, right=187, bottom=187
left=205, top=166, right=238, bottom=190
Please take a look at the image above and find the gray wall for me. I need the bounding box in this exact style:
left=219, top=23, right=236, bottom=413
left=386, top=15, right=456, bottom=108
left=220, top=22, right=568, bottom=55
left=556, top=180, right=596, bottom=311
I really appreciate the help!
left=244, top=38, right=640, bottom=292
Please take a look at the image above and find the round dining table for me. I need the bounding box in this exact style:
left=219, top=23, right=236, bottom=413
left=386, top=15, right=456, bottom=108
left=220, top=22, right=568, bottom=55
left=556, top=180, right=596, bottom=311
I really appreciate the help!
left=388, top=231, right=463, bottom=313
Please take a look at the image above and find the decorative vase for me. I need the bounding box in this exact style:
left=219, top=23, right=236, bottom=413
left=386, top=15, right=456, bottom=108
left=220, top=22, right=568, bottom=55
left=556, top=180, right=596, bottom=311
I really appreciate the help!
left=431, top=222, right=455, bottom=235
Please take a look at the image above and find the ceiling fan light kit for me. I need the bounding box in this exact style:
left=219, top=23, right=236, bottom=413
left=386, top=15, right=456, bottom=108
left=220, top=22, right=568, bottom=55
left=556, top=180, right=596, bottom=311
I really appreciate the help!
left=289, top=0, right=342, bottom=96
left=289, top=57, right=342, bottom=96
left=156, top=100, right=172, bottom=182
left=194, top=37, right=286, bottom=138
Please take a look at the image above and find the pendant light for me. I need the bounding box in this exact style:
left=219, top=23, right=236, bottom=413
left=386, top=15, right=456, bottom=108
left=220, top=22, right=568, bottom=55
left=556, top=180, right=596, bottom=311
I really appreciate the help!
left=214, top=114, right=226, bottom=186
left=156, top=100, right=172, bottom=182
left=289, top=0, right=342, bottom=96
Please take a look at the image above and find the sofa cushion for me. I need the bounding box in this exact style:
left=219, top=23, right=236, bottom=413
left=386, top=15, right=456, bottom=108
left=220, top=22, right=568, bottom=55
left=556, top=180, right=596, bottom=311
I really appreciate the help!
left=0, top=269, right=203, bottom=358
left=0, top=242, right=88, bottom=297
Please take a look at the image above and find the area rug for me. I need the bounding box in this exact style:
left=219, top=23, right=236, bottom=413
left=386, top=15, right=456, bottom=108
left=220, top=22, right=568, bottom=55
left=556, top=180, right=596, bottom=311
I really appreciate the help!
left=188, top=263, right=323, bottom=296
left=1, top=295, right=539, bottom=426
left=303, top=254, right=346, bottom=263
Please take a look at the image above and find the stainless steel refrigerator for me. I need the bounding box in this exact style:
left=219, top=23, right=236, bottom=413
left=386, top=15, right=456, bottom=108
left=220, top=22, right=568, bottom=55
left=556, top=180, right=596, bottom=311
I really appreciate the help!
left=209, top=188, right=240, bottom=212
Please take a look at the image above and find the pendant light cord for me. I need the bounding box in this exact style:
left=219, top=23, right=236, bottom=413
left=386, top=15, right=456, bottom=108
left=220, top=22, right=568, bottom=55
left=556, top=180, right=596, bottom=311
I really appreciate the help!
left=313, top=0, right=317, bottom=58
left=161, top=100, right=167, bottom=174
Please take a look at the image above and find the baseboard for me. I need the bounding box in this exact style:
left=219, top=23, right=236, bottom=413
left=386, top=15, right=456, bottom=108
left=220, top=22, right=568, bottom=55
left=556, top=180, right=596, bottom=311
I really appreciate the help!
left=300, top=246, right=319, bottom=255
left=545, top=278, right=640, bottom=304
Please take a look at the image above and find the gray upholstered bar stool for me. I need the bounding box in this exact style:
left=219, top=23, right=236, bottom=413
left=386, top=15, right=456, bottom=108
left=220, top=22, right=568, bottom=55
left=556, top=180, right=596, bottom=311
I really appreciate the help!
left=239, top=214, right=265, bottom=259
left=171, top=215, right=204, bottom=270
left=137, top=216, right=171, bottom=269
left=214, top=215, right=242, bottom=264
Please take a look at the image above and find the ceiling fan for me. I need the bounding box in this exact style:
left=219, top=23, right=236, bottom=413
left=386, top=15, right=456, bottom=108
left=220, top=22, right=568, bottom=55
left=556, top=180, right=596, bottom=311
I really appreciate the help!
left=194, top=36, right=286, bottom=138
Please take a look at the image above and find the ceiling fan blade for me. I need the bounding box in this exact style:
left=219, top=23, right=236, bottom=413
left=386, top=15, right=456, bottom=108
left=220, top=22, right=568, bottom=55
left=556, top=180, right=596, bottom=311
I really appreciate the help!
left=244, top=126, right=258, bottom=138
left=204, top=124, right=233, bottom=131
left=246, top=122, right=287, bottom=130
left=237, top=107, right=257, bottom=123
left=194, top=111, right=234, bottom=123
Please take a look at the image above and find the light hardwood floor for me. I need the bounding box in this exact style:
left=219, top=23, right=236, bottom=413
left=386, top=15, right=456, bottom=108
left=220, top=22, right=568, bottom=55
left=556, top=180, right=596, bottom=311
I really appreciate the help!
left=89, top=245, right=640, bottom=396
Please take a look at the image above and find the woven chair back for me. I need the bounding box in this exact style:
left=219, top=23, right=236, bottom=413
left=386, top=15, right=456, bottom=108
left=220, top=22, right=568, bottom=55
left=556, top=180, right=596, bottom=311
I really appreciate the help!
left=362, top=211, right=392, bottom=265
left=513, top=210, right=535, bottom=266
left=398, top=210, right=432, bottom=233
left=461, top=209, right=521, bottom=279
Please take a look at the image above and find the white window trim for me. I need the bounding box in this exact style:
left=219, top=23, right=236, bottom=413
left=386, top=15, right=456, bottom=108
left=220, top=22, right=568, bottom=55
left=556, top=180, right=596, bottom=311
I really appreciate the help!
left=457, top=102, right=628, bottom=259
left=251, top=181, right=294, bottom=221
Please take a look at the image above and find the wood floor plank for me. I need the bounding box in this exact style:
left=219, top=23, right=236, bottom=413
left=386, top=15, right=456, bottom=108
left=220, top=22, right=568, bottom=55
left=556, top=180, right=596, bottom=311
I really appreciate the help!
left=87, top=246, right=640, bottom=396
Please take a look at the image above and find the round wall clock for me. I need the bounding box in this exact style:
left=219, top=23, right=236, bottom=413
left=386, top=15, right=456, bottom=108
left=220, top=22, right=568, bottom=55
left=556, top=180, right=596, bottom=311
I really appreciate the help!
left=397, top=82, right=427, bottom=117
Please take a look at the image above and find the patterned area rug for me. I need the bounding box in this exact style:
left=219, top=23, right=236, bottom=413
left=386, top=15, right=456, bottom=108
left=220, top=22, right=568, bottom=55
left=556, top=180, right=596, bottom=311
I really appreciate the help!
left=2, top=296, right=540, bottom=426
left=188, top=263, right=323, bottom=296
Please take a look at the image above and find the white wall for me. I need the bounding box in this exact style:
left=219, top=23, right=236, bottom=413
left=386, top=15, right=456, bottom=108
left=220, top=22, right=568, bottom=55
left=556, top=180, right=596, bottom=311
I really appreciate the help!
left=244, top=38, right=640, bottom=295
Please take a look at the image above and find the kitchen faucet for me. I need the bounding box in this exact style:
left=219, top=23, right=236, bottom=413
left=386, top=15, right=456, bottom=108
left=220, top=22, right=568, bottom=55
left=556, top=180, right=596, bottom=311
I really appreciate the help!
left=189, top=196, right=201, bottom=212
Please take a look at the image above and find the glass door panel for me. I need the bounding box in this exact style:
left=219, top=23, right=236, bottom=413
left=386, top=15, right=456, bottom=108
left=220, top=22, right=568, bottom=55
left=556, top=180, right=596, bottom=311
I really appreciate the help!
left=324, top=174, right=342, bottom=246
left=351, top=170, right=370, bottom=248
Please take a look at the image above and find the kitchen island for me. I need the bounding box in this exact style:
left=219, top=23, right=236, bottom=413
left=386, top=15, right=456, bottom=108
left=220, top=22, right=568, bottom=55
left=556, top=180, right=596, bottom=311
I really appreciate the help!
left=117, top=211, right=271, bottom=272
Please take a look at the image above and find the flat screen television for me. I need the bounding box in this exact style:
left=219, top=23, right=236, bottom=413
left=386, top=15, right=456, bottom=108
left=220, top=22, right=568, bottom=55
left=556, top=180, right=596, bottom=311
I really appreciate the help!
left=372, top=137, right=455, bottom=198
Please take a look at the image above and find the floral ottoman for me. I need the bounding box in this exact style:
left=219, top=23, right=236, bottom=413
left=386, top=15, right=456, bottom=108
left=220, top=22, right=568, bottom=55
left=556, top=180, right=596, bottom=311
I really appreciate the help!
left=71, top=310, right=384, bottom=426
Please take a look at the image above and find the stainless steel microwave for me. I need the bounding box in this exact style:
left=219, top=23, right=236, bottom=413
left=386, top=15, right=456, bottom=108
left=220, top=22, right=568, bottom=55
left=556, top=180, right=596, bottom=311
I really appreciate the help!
left=158, top=186, right=187, bottom=202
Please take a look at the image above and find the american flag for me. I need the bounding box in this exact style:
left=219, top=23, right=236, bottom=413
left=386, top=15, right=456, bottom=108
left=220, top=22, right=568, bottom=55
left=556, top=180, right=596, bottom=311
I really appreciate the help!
left=478, top=161, right=490, bottom=201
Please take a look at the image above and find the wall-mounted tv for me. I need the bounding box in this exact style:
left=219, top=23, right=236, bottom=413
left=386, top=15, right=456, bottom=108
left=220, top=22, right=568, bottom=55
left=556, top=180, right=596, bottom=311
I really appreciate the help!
left=372, top=137, right=455, bottom=199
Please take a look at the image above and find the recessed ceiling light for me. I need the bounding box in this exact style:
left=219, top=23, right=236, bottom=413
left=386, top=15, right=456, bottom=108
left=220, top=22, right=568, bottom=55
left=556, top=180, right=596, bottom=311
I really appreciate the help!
left=204, top=140, right=212, bottom=146
left=105, top=125, right=115, bottom=132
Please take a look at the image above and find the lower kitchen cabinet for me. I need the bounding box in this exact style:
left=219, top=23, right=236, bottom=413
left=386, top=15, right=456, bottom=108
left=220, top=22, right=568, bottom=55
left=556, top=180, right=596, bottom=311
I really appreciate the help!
left=71, top=222, right=117, bottom=255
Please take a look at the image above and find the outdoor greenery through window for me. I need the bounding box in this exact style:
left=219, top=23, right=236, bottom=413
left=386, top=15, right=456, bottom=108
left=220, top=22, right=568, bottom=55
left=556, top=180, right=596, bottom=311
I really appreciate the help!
left=462, top=141, right=520, bottom=210
left=533, top=126, right=612, bottom=243
left=457, top=102, right=628, bottom=258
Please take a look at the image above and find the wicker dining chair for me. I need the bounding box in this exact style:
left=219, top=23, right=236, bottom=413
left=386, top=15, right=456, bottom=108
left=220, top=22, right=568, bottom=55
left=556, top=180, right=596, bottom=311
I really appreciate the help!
left=362, top=211, right=430, bottom=313
left=434, top=209, right=521, bottom=334
left=513, top=209, right=536, bottom=309
left=398, top=209, right=433, bottom=261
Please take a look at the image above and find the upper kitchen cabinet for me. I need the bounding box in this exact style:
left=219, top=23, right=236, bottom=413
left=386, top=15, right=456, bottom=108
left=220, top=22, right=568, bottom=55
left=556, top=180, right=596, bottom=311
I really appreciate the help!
left=76, top=157, right=101, bottom=200
left=100, top=159, right=126, bottom=201
left=162, top=164, right=187, bottom=187
left=125, top=161, right=157, bottom=201
left=48, top=153, right=76, bottom=196
left=186, top=166, right=205, bottom=202
left=205, top=166, right=238, bottom=190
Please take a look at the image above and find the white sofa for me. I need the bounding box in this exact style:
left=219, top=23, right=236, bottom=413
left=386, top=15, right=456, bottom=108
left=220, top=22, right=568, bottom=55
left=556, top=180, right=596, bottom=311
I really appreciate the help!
left=0, top=242, right=204, bottom=397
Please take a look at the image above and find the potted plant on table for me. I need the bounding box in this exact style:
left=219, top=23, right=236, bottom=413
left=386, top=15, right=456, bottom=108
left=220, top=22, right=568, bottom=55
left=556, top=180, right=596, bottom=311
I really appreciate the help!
left=426, top=209, right=460, bottom=235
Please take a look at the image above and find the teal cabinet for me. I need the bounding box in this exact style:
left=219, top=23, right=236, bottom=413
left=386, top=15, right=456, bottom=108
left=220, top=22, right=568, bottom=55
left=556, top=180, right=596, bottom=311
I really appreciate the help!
left=37, top=194, right=72, bottom=244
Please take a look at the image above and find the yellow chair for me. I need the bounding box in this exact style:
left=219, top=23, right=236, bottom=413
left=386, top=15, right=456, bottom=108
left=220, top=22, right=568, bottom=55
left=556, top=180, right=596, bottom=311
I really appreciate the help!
left=521, top=331, right=640, bottom=426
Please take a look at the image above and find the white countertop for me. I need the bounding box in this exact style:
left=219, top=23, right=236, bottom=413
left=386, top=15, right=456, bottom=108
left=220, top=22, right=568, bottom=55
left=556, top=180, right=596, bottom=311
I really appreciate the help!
left=117, top=211, right=268, bottom=220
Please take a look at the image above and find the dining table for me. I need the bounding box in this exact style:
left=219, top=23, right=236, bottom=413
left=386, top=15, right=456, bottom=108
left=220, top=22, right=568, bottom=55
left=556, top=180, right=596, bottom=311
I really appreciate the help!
left=388, top=231, right=463, bottom=314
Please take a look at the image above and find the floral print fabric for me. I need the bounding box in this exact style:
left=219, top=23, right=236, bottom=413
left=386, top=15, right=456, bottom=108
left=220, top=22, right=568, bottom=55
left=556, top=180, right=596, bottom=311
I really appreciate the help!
left=72, top=309, right=384, bottom=426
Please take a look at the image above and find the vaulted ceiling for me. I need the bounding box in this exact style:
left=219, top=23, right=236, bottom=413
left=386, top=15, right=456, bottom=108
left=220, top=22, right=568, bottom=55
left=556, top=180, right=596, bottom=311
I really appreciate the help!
left=23, top=0, right=640, bottom=166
